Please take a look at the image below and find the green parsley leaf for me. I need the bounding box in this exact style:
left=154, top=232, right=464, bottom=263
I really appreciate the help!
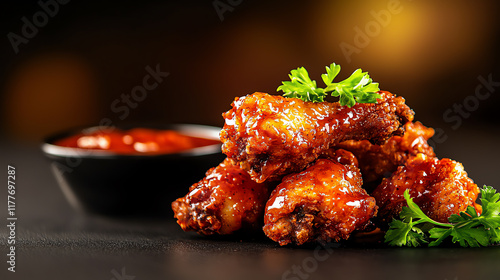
left=428, top=227, right=452, bottom=247
left=407, top=226, right=429, bottom=247
left=385, top=186, right=500, bottom=248
left=481, top=185, right=500, bottom=217
left=385, top=219, right=414, bottom=246
left=321, top=63, right=341, bottom=86
left=384, top=218, right=428, bottom=247
left=277, top=63, right=381, bottom=107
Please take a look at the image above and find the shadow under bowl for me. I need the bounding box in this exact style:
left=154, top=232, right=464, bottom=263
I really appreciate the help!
left=41, top=124, right=225, bottom=218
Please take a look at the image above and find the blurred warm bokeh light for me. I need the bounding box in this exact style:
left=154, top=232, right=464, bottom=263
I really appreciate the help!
left=1, top=0, right=498, bottom=142
left=3, top=54, right=98, bottom=140
left=310, top=0, right=497, bottom=87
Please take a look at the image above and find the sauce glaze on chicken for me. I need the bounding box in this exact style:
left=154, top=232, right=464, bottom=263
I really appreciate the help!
left=172, top=91, right=480, bottom=246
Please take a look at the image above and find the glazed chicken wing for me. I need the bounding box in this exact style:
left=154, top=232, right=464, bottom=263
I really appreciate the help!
left=221, top=91, right=414, bottom=183
left=334, top=121, right=435, bottom=190
left=263, top=158, right=378, bottom=246
left=172, top=158, right=273, bottom=235
left=372, top=153, right=481, bottom=225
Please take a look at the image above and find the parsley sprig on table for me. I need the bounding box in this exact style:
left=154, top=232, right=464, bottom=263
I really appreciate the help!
left=277, top=63, right=381, bottom=107
left=385, top=186, right=500, bottom=247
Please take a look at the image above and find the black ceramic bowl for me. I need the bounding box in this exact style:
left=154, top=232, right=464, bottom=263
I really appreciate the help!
left=41, top=124, right=225, bottom=217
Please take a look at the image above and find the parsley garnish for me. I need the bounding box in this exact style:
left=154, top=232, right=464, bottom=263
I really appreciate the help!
left=385, top=186, right=500, bottom=247
left=277, top=63, right=381, bottom=107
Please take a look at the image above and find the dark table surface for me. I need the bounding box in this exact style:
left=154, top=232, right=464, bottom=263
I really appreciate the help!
left=2, top=125, right=500, bottom=280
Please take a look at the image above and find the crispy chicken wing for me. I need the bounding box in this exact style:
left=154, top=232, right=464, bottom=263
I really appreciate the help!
left=263, top=158, right=378, bottom=246
left=372, top=153, right=481, bottom=225
left=320, top=148, right=359, bottom=167
left=172, top=158, right=273, bottom=235
left=221, top=91, right=414, bottom=183
left=334, top=121, right=435, bottom=190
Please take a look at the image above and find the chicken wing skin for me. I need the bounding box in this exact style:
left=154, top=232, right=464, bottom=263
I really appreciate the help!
left=372, top=153, right=481, bottom=225
left=334, top=121, right=435, bottom=190
left=220, top=91, right=414, bottom=183
left=172, top=158, right=273, bottom=235
left=320, top=148, right=359, bottom=167
left=263, top=158, right=378, bottom=246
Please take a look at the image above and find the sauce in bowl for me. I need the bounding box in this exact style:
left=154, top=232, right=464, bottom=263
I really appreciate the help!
left=54, top=128, right=221, bottom=154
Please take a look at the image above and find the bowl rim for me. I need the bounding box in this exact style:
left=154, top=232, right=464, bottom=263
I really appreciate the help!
left=41, top=123, right=222, bottom=159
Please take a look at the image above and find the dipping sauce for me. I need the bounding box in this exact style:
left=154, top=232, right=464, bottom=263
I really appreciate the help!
left=54, top=128, right=221, bottom=154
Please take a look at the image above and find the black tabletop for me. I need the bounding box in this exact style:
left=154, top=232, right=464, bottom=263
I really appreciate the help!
left=2, top=126, right=500, bottom=280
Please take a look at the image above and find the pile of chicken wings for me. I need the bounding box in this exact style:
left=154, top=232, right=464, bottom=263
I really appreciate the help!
left=172, top=91, right=480, bottom=246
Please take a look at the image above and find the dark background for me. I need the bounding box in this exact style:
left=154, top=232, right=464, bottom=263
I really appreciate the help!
left=1, top=1, right=500, bottom=279
left=2, top=0, right=500, bottom=184
left=1, top=0, right=500, bottom=139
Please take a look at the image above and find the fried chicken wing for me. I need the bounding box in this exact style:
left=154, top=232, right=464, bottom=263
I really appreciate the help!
left=221, top=91, right=414, bottom=183
left=320, top=148, right=359, bottom=167
left=263, top=158, right=378, bottom=246
left=372, top=153, right=481, bottom=225
left=334, top=121, right=435, bottom=190
left=172, top=158, right=273, bottom=235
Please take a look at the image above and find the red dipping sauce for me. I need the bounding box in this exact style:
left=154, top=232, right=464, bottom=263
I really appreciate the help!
left=54, top=128, right=221, bottom=154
